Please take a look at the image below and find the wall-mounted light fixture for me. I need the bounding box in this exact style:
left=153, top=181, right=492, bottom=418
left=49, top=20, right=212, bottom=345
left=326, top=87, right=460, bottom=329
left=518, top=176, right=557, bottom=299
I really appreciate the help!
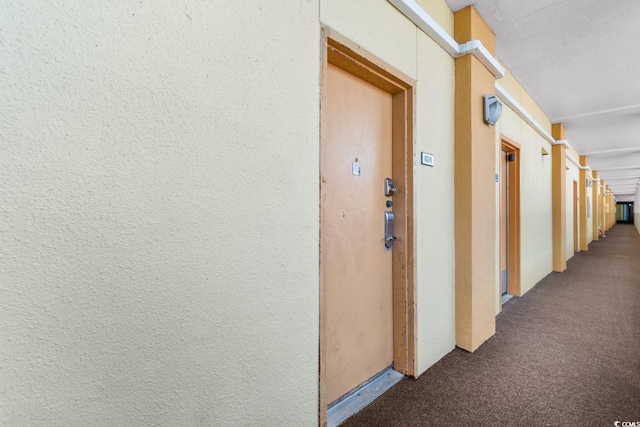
left=483, top=94, right=503, bottom=125
left=586, top=178, right=593, bottom=187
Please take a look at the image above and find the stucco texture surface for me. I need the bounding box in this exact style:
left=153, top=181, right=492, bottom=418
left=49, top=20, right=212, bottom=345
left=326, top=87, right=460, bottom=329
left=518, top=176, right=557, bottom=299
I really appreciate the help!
left=1, top=1, right=319, bottom=425
left=497, top=105, right=553, bottom=296
left=415, top=30, right=456, bottom=373
left=566, top=163, right=580, bottom=260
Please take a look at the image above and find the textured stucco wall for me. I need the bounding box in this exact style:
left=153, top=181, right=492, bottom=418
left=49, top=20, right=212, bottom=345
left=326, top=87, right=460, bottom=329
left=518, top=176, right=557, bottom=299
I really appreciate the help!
left=321, top=0, right=417, bottom=78
left=586, top=172, right=594, bottom=243
left=415, top=0, right=454, bottom=35
left=321, top=0, right=457, bottom=374
left=1, top=1, right=319, bottom=426
left=497, top=103, right=554, bottom=298
left=415, top=31, right=456, bottom=372
left=566, top=163, right=580, bottom=260
left=635, top=191, right=640, bottom=234
left=498, top=70, right=552, bottom=135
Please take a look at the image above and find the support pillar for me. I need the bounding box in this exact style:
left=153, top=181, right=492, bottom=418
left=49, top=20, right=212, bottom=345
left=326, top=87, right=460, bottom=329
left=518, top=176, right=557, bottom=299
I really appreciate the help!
left=453, top=6, right=496, bottom=352
left=551, top=125, right=566, bottom=272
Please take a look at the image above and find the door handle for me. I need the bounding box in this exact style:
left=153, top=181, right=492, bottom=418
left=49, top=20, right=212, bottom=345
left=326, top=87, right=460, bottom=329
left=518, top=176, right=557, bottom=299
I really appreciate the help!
left=384, top=211, right=396, bottom=250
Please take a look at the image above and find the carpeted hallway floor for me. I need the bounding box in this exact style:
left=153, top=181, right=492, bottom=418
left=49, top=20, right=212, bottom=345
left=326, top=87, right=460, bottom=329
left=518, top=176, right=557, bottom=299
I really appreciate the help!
left=343, top=224, right=640, bottom=427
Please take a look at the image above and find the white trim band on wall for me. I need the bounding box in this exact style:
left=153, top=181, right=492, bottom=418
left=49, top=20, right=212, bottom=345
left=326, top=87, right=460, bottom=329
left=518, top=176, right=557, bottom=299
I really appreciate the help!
left=495, top=84, right=590, bottom=171
left=388, top=0, right=505, bottom=78
left=495, top=83, right=555, bottom=145
left=458, top=40, right=504, bottom=78
left=389, top=0, right=592, bottom=172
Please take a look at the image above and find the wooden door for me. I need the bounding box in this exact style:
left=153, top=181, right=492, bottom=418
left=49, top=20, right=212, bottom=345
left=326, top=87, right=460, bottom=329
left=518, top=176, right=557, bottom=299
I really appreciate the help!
left=500, top=149, right=509, bottom=295
left=321, top=63, right=394, bottom=404
left=500, top=138, right=521, bottom=298
left=573, top=180, right=579, bottom=253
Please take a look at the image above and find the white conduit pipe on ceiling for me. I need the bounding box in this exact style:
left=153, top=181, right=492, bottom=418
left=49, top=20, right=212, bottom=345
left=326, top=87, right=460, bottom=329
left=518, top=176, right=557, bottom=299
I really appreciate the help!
left=388, top=0, right=590, bottom=171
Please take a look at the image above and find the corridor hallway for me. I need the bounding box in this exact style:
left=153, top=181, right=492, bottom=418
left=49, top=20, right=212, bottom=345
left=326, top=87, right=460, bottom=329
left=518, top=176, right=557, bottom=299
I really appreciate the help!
left=343, top=224, right=640, bottom=426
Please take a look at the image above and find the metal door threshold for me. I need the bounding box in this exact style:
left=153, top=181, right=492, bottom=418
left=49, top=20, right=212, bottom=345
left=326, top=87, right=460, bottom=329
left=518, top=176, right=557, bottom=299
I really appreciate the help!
left=327, top=368, right=403, bottom=427
left=502, top=293, right=513, bottom=305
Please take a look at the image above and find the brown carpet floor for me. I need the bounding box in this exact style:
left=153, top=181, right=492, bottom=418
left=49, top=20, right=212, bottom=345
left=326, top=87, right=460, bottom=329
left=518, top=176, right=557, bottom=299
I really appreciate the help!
left=343, top=224, right=640, bottom=427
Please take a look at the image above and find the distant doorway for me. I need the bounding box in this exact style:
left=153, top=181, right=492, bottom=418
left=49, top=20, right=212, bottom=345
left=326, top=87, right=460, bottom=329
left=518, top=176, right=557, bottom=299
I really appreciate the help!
left=616, top=202, right=634, bottom=224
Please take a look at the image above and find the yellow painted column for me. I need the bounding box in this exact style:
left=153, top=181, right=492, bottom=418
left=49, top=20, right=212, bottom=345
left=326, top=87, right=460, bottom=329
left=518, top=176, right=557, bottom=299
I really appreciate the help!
left=579, top=156, right=589, bottom=250
left=453, top=6, right=496, bottom=352
left=551, top=125, right=566, bottom=272
left=592, top=171, right=599, bottom=241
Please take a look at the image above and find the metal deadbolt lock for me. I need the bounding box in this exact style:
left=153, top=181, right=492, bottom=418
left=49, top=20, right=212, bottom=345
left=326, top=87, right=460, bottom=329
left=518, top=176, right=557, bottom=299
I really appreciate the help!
left=384, top=178, right=396, bottom=197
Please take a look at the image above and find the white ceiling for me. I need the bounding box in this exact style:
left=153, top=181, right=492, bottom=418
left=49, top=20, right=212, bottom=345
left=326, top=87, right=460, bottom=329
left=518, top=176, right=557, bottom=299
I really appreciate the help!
left=444, top=0, right=640, bottom=198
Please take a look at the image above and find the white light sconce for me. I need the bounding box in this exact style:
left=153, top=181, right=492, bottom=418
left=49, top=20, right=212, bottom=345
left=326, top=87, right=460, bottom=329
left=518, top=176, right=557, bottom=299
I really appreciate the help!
left=483, top=94, right=503, bottom=125
left=541, top=147, right=549, bottom=156
left=586, top=178, right=592, bottom=187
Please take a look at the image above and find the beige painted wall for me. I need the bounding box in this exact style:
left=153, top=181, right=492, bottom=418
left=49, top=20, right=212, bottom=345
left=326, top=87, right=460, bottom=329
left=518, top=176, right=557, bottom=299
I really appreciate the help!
left=635, top=191, right=640, bottom=234
left=498, top=70, right=552, bottom=134
left=321, top=0, right=457, bottom=374
left=596, top=183, right=603, bottom=231
left=416, top=0, right=454, bottom=35
left=496, top=104, right=554, bottom=299
left=1, top=1, right=320, bottom=426
left=2, top=0, right=460, bottom=424
left=3, top=0, right=580, bottom=423
left=415, top=31, right=456, bottom=371
left=566, top=163, right=580, bottom=259
left=586, top=172, right=594, bottom=243
left=321, top=0, right=417, bottom=77
left=566, top=148, right=592, bottom=249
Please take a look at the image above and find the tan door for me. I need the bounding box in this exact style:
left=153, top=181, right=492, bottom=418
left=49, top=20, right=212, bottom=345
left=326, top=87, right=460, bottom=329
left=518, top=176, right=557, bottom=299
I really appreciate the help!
left=499, top=149, right=508, bottom=295
left=321, top=64, right=394, bottom=404
left=500, top=139, right=521, bottom=297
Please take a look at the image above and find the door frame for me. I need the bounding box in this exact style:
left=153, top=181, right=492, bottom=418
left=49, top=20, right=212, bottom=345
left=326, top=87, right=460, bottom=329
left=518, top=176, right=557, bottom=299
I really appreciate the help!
left=499, top=147, right=508, bottom=296
left=500, top=136, right=521, bottom=297
left=573, top=180, right=579, bottom=253
left=319, top=26, right=416, bottom=426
